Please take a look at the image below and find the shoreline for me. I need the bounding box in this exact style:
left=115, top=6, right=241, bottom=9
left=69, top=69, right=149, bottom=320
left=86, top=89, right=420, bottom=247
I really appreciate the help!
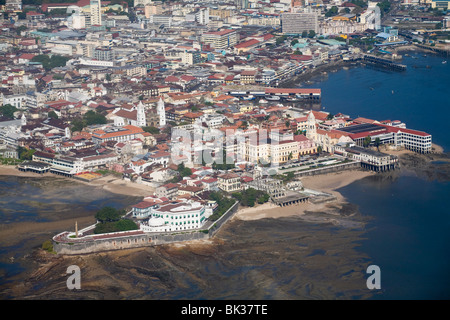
left=0, top=165, right=155, bottom=198
left=233, top=169, right=375, bottom=221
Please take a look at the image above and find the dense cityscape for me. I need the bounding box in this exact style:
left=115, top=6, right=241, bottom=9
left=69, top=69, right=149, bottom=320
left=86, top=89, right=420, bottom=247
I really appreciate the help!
left=0, top=0, right=449, bottom=301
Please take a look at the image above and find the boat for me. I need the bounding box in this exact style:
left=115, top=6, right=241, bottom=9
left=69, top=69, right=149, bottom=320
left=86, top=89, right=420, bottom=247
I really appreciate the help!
left=259, top=99, right=268, bottom=104
left=242, top=95, right=254, bottom=100
left=443, top=61, right=447, bottom=64
left=265, top=95, right=281, bottom=101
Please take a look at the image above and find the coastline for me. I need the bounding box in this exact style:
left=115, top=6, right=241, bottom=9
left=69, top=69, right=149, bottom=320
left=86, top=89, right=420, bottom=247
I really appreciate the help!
left=0, top=165, right=155, bottom=198
left=234, top=169, right=375, bottom=221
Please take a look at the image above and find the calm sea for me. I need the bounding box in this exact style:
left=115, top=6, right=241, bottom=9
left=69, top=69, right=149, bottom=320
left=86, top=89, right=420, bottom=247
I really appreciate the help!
left=1, top=52, right=449, bottom=300
left=302, top=52, right=450, bottom=151
left=303, top=52, right=450, bottom=299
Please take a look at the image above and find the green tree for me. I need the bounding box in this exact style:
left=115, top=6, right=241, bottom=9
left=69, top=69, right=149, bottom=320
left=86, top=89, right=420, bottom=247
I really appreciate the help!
left=48, top=111, right=58, bottom=119
left=143, top=126, right=160, bottom=134
left=363, top=136, right=372, bottom=148
left=302, top=30, right=308, bottom=38
left=17, top=146, right=36, bottom=160
left=95, top=206, right=122, bottom=223
left=84, top=110, right=107, bottom=126
left=0, top=104, right=18, bottom=119
left=177, top=162, right=192, bottom=177
left=374, top=137, right=381, bottom=151
left=308, top=30, right=316, bottom=38
left=71, top=118, right=85, bottom=132
left=325, top=6, right=339, bottom=17
left=31, top=54, right=70, bottom=71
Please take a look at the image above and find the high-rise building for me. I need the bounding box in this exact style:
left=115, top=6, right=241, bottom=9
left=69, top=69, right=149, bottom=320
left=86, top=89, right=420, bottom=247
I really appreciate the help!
left=90, top=0, right=102, bottom=26
left=281, top=12, right=319, bottom=34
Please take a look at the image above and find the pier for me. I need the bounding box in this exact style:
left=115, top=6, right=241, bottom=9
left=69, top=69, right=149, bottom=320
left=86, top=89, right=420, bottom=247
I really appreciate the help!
left=414, top=44, right=450, bottom=57
left=362, top=54, right=407, bottom=71
left=17, top=161, right=51, bottom=174
left=272, top=191, right=310, bottom=207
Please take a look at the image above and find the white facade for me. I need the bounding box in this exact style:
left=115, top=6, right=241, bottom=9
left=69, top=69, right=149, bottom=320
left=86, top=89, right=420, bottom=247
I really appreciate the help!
left=138, top=200, right=210, bottom=233
left=157, top=97, right=166, bottom=127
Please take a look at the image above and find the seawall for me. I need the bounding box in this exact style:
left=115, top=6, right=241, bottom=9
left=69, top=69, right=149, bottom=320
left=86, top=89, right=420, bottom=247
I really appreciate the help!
left=53, top=201, right=239, bottom=255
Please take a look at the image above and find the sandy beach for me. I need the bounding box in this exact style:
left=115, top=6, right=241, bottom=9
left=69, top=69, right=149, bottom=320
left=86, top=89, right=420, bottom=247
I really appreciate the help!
left=0, top=165, right=155, bottom=197
left=234, top=169, right=375, bottom=221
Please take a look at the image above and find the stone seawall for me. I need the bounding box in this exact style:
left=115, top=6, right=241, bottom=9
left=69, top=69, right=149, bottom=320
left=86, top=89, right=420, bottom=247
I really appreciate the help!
left=53, top=201, right=239, bottom=255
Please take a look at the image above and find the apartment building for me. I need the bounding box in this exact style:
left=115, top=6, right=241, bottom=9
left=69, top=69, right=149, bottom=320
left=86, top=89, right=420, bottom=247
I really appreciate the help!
left=281, top=12, right=319, bottom=34
left=201, top=29, right=238, bottom=49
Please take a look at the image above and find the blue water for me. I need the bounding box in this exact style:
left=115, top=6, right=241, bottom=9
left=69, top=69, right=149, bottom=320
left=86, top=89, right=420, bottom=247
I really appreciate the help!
left=301, top=52, right=450, bottom=299
left=302, top=52, right=450, bottom=151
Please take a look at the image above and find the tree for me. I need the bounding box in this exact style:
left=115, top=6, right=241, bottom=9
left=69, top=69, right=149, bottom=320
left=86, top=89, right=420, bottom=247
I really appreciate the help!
left=31, top=54, right=70, bottom=71
left=143, top=126, right=160, bottom=134
left=308, top=30, right=316, bottom=38
left=177, top=162, right=192, bottom=177
left=325, top=6, right=339, bottom=17
left=363, top=136, right=372, bottom=148
left=48, top=111, right=58, bottom=119
left=326, top=113, right=334, bottom=120
left=291, top=39, right=299, bottom=46
left=374, top=137, right=381, bottom=151
left=17, top=146, right=35, bottom=160
left=95, top=206, right=122, bottom=223
left=71, top=118, right=85, bottom=132
left=302, top=31, right=308, bottom=38
left=83, top=110, right=107, bottom=126
left=0, top=104, right=18, bottom=119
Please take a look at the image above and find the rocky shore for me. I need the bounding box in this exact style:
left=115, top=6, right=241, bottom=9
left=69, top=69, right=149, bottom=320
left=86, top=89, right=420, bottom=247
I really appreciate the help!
left=1, top=146, right=448, bottom=300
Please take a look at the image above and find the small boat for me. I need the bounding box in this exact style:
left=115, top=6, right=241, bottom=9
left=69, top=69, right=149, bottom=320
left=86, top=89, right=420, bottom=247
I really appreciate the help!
left=265, top=95, right=280, bottom=101
left=242, top=95, right=254, bottom=100
left=443, top=61, right=447, bottom=64
left=259, top=99, right=268, bottom=104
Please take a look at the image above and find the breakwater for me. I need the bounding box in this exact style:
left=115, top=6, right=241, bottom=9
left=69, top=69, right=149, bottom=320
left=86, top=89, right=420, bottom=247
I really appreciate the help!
left=52, top=201, right=239, bottom=255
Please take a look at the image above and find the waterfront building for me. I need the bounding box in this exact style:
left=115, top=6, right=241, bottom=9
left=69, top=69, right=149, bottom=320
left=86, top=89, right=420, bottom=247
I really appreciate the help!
left=138, top=199, right=210, bottom=233
left=335, top=122, right=433, bottom=154
left=334, top=143, right=399, bottom=172
left=155, top=183, right=179, bottom=199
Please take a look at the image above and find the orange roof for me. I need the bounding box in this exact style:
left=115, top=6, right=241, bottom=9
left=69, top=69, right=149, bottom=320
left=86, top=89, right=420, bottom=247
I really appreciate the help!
left=92, top=125, right=144, bottom=139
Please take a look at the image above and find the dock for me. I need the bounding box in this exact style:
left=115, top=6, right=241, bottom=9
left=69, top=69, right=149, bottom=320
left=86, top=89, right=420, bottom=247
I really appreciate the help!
left=362, top=54, right=407, bottom=71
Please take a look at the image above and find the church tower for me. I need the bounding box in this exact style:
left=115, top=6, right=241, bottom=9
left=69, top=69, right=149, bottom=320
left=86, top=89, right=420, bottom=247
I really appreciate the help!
left=157, top=97, right=166, bottom=127
left=136, top=101, right=146, bottom=127
left=306, top=111, right=317, bottom=141
left=21, top=113, right=27, bottom=127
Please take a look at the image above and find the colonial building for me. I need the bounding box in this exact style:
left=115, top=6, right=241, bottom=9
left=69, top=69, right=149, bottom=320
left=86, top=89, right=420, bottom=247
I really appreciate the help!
left=218, top=173, right=241, bottom=192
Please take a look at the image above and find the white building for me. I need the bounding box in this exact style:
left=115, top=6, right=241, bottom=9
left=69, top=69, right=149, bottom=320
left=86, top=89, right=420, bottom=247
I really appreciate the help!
left=136, top=199, right=212, bottom=233
left=157, top=97, right=166, bottom=127
left=90, top=0, right=102, bottom=26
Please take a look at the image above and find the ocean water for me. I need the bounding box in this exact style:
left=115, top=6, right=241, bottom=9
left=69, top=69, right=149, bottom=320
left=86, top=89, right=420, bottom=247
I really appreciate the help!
left=301, top=52, right=450, bottom=151
left=301, top=52, right=450, bottom=299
